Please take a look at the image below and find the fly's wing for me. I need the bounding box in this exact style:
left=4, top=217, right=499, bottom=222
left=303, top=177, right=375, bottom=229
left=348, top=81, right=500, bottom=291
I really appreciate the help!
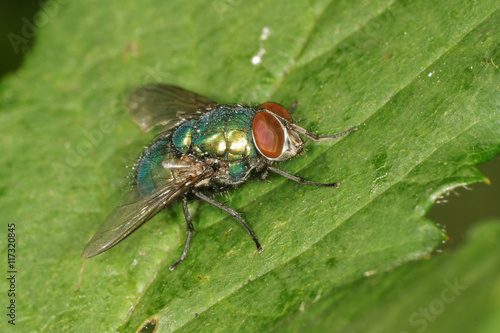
left=127, top=84, right=218, bottom=132
left=81, top=160, right=213, bottom=258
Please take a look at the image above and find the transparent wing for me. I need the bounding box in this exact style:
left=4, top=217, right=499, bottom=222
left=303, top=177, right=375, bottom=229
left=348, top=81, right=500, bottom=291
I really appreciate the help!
left=81, top=161, right=213, bottom=258
left=127, top=84, right=218, bottom=132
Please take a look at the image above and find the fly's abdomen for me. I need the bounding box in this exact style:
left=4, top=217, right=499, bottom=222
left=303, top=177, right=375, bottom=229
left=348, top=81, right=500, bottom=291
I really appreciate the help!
left=135, top=133, right=180, bottom=195
left=172, top=120, right=195, bottom=154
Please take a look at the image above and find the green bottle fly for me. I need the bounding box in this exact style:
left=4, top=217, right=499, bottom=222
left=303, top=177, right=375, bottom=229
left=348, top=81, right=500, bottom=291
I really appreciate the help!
left=82, top=84, right=356, bottom=270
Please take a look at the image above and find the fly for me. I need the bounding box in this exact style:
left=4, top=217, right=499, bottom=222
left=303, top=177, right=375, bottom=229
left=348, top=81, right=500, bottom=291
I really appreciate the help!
left=82, top=84, right=357, bottom=270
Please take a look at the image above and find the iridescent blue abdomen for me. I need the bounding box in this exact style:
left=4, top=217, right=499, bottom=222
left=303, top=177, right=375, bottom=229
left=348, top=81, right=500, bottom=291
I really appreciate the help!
left=135, top=134, right=180, bottom=195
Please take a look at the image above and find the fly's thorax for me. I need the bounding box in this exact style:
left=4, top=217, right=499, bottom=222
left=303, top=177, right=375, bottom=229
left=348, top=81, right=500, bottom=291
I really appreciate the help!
left=251, top=103, right=304, bottom=162
left=168, top=106, right=265, bottom=186
left=180, top=106, right=258, bottom=161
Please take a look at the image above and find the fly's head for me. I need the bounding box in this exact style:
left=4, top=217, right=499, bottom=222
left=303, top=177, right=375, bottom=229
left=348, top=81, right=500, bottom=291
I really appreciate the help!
left=251, top=102, right=304, bottom=162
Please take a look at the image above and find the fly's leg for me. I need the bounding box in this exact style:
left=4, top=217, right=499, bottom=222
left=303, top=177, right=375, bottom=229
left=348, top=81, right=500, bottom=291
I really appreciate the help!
left=194, top=191, right=263, bottom=252
left=285, top=102, right=357, bottom=141
left=268, top=166, right=340, bottom=188
left=169, top=197, right=195, bottom=271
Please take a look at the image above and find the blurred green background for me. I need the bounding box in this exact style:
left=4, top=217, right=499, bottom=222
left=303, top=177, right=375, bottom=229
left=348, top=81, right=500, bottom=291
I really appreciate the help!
left=0, top=1, right=498, bottom=252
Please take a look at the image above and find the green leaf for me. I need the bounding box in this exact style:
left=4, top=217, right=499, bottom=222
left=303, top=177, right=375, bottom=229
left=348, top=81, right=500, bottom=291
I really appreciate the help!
left=0, top=0, right=498, bottom=332
left=271, top=220, right=500, bottom=333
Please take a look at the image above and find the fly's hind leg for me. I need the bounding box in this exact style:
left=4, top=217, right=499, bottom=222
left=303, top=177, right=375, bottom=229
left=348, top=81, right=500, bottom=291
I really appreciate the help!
left=194, top=191, right=263, bottom=252
left=169, top=197, right=195, bottom=271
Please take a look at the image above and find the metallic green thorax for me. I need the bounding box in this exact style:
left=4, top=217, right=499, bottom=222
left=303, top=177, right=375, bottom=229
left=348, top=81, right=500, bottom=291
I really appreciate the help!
left=136, top=106, right=265, bottom=195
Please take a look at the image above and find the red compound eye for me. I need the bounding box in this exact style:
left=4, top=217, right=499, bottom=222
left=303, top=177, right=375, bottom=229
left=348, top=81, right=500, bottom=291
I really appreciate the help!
left=252, top=112, right=284, bottom=159
left=259, top=102, right=293, bottom=122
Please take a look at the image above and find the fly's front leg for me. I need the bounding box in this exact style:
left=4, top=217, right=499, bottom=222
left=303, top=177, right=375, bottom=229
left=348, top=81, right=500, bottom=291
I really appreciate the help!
left=291, top=124, right=357, bottom=141
left=288, top=101, right=300, bottom=114
left=169, top=197, right=195, bottom=271
left=194, top=191, right=262, bottom=252
left=268, top=166, right=340, bottom=188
